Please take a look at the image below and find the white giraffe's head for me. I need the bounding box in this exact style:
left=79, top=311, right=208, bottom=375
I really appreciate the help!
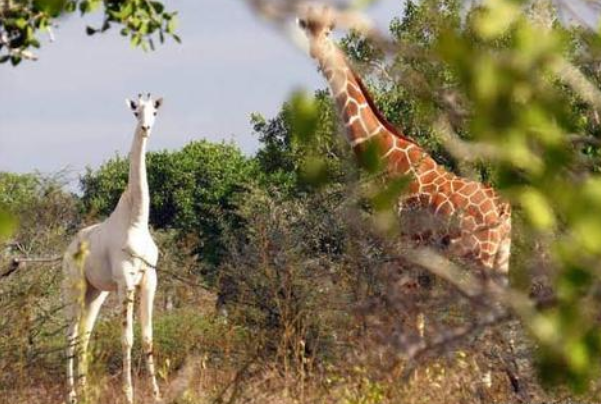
left=126, top=93, right=163, bottom=136
left=297, top=6, right=336, bottom=60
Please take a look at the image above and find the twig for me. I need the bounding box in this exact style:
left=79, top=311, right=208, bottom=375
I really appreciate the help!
left=568, top=133, right=601, bottom=147
left=212, top=352, right=261, bottom=404
left=1, top=256, right=61, bottom=278
left=12, top=256, right=61, bottom=264
left=403, top=308, right=511, bottom=365
left=553, top=57, right=601, bottom=112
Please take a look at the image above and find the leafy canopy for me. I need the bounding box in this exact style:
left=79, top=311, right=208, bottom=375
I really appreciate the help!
left=0, top=0, right=179, bottom=65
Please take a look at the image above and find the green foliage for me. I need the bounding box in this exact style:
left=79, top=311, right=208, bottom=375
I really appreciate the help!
left=253, top=90, right=355, bottom=196
left=425, top=3, right=601, bottom=388
left=0, top=172, right=42, bottom=210
left=0, top=172, right=77, bottom=244
left=218, top=187, right=354, bottom=368
left=81, top=140, right=256, bottom=269
left=0, top=174, right=80, bottom=393
left=0, top=210, right=15, bottom=241
left=0, top=0, right=179, bottom=65
left=80, top=155, right=128, bottom=217
left=281, top=0, right=601, bottom=392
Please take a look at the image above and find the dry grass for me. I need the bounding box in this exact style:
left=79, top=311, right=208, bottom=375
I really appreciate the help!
left=1, top=182, right=599, bottom=404
left=1, top=300, right=598, bottom=404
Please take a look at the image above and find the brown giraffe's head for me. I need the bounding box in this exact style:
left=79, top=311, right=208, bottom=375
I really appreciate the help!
left=297, top=6, right=336, bottom=60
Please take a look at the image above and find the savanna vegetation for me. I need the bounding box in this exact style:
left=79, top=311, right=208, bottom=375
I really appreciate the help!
left=4, top=0, right=601, bottom=403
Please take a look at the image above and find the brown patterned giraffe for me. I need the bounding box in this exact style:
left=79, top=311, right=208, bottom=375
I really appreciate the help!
left=297, top=7, right=512, bottom=278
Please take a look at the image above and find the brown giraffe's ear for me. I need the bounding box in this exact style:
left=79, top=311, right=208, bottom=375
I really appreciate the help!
left=154, top=98, right=163, bottom=110
left=297, top=18, right=307, bottom=30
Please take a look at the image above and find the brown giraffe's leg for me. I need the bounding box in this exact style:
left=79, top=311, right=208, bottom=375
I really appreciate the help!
left=492, top=224, right=525, bottom=399
left=448, top=227, right=522, bottom=396
left=494, top=230, right=512, bottom=279
left=479, top=225, right=525, bottom=399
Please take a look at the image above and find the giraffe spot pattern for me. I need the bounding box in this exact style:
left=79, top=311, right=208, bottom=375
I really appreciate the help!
left=325, top=61, right=511, bottom=272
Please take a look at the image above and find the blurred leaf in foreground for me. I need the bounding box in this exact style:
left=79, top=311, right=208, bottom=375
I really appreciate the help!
left=0, top=210, right=16, bottom=241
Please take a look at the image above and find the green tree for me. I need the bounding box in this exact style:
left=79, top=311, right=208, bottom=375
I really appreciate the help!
left=253, top=0, right=601, bottom=392
left=0, top=171, right=79, bottom=250
left=81, top=140, right=256, bottom=268
left=253, top=90, right=355, bottom=197
left=0, top=0, right=179, bottom=65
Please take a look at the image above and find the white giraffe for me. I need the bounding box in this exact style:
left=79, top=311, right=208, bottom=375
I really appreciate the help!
left=63, top=94, right=163, bottom=404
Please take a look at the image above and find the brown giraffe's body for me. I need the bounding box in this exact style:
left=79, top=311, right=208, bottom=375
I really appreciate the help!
left=299, top=10, right=511, bottom=275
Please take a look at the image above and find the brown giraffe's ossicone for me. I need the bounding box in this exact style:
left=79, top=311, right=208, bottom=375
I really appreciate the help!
left=298, top=8, right=512, bottom=278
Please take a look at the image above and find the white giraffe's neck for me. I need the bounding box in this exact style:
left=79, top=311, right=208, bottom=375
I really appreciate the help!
left=126, top=124, right=150, bottom=227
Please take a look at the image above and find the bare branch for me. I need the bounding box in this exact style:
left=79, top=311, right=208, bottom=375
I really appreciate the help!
left=1, top=256, right=61, bottom=278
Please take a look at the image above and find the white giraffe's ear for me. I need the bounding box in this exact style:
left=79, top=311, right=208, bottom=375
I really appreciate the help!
left=154, top=97, right=163, bottom=110
left=126, top=98, right=138, bottom=112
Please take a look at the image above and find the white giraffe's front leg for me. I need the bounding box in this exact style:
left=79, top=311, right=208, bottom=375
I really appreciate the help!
left=140, top=268, right=161, bottom=401
left=120, top=285, right=136, bottom=404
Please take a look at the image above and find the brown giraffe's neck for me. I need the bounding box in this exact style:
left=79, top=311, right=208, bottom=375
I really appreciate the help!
left=310, top=35, right=511, bottom=274
left=316, top=41, right=422, bottom=168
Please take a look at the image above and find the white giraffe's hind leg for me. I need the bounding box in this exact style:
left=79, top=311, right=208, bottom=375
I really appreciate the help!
left=140, top=269, right=161, bottom=401
left=77, top=287, right=109, bottom=391
left=66, top=316, right=80, bottom=404
left=64, top=257, right=84, bottom=404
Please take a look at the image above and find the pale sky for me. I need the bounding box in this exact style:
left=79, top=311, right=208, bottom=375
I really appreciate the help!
left=0, top=0, right=404, bottom=183
left=0, top=0, right=597, bottom=184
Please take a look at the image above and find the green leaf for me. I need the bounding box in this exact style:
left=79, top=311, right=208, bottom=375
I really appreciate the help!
left=130, top=34, right=142, bottom=47
left=371, top=175, right=411, bottom=211
left=289, top=91, right=319, bottom=145
left=15, top=18, right=28, bottom=29
left=121, top=2, right=134, bottom=19
left=151, top=1, right=165, bottom=14
left=88, top=0, right=101, bottom=12
left=0, top=210, right=16, bottom=241
left=65, top=0, right=76, bottom=12
left=356, top=139, right=383, bottom=174
left=299, top=155, right=329, bottom=188
left=79, top=0, right=91, bottom=14
left=34, top=0, right=68, bottom=16
left=473, top=0, right=520, bottom=39
left=166, top=15, right=178, bottom=34
left=10, top=56, right=22, bottom=66
left=519, top=188, right=555, bottom=231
